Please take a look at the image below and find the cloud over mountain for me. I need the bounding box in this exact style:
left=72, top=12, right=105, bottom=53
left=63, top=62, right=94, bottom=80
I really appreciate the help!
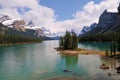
left=0, top=0, right=119, bottom=33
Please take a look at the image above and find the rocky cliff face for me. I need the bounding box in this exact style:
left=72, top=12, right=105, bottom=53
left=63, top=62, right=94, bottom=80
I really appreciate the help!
left=80, top=4, right=120, bottom=35
left=13, top=19, right=26, bottom=31
left=97, top=10, right=118, bottom=28
left=85, top=10, right=120, bottom=35
left=35, top=29, right=45, bottom=37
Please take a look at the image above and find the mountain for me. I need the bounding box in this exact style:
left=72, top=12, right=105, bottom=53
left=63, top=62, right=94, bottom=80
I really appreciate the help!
left=27, top=20, right=35, bottom=27
left=79, top=4, right=120, bottom=42
left=0, top=14, right=59, bottom=40
left=41, top=27, right=60, bottom=39
left=0, top=14, right=12, bottom=22
left=79, top=5, right=120, bottom=42
left=87, top=10, right=120, bottom=34
left=80, top=23, right=97, bottom=35
left=0, top=14, right=44, bottom=38
left=81, top=5, right=120, bottom=35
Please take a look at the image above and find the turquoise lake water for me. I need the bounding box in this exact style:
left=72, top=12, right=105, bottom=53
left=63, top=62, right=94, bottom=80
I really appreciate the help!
left=0, top=40, right=120, bottom=80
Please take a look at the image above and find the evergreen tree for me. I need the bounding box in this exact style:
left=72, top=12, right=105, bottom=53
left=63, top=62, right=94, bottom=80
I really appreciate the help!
left=71, top=31, right=78, bottom=49
left=59, top=31, right=78, bottom=50
left=64, top=31, right=71, bottom=49
left=0, top=33, right=42, bottom=44
left=59, top=36, right=64, bottom=48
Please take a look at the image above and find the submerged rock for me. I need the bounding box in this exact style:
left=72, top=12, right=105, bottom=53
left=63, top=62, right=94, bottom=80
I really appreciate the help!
left=100, top=63, right=109, bottom=69
left=116, top=66, right=120, bottom=74
left=63, top=69, right=72, bottom=72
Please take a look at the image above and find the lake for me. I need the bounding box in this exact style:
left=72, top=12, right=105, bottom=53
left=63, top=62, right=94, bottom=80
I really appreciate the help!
left=0, top=40, right=120, bottom=80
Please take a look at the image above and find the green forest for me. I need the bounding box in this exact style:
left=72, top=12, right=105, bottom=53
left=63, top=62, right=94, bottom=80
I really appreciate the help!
left=0, top=23, right=42, bottom=45
left=0, top=33, right=42, bottom=44
left=79, top=32, right=120, bottom=42
left=59, top=31, right=78, bottom=50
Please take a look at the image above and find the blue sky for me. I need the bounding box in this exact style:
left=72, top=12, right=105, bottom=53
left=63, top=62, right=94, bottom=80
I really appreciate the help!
left=40, top=0, right=101, bottom=21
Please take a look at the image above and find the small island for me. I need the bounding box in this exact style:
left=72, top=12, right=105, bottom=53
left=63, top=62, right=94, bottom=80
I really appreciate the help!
left=55, top=31, right=106, bottom=56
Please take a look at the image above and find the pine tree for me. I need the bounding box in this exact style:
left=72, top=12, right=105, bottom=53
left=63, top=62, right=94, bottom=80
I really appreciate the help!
left=59, top=31, right=78, bottom=50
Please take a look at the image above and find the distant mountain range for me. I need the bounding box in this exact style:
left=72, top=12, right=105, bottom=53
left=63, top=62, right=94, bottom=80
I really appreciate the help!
left=0, top=14, right=59, bottom=40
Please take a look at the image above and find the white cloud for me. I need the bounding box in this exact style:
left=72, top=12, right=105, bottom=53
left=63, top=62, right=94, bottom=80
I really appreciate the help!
left=54, top=0, right=119, bottom=33
left=0, top=8, right=21, bottom=18
left=0, top=0, right=119, bottom=34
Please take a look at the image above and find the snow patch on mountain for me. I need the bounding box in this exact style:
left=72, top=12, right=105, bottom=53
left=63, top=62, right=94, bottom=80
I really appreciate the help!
left=0, top=14, right=59, bottom=38
left=27, top=20, right=35, bottom=27
left=80, top=23, right=97, bottom=35
left=0, top=14, right=12, bottom=22
left=2, top=18, right=23, bottom=28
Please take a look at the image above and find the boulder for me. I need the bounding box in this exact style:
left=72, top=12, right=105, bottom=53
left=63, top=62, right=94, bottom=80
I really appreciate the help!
left=100, top=63, right=109, bottom=69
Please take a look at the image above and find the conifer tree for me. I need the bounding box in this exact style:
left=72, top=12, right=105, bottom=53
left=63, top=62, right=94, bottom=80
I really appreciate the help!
left=59, top=31, right=78, bottom=50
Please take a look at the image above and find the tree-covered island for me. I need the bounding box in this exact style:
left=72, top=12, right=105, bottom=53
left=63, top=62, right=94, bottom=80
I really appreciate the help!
left=55, top=31, right=106, bottom=55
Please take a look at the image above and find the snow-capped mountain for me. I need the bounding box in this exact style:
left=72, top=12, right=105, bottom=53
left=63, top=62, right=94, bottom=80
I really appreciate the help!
left=27, top=20, right=35, bottom=27
left=41, top=27, right=60, bottom=39
left=0, top=14, right=12, bottom=23
left=2, top=18, right=25, bottom=30
left=41, top=27, right=55, bottom=37
left=80, top=23, right=97, bottom=35
left=0, top=14, right=59, bottom=39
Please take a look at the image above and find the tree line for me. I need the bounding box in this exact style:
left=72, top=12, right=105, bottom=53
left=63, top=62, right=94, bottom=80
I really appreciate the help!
left=59, top=31, right=78, bottom=50
left=0, top=33, right=42, bottom=44
left=79, top=32, right=120, bottom=42
left=79, top=32, right=120, bottom=56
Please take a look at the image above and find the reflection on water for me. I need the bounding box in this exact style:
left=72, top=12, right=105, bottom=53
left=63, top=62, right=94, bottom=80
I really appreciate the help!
left=93, top=57, right=120, bottom=80
left=101, top=57, right=120, bottom=72
left=60, top=54, right=78, bottom=70
left=78, top=42, right=111, bottom=51
left=0, top=41, right=120, bottom=80
left=0, top=44, right=37, bottom=79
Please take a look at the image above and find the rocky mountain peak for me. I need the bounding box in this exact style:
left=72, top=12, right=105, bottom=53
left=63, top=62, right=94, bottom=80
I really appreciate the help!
left=80, top=23, right=97, bottom=34
left=13, top=19, right=26, bottom=31
left=27, top=20, right=35, bottom=27
left=0, top=14, right=12, bottom=22
left=97, top=9, right=118, bottom=29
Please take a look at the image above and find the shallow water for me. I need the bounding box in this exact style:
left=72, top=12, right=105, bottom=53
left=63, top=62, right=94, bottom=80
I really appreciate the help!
left=0, top=40, right=120, bottom=80
left=78, top=42, right=111, bottom=51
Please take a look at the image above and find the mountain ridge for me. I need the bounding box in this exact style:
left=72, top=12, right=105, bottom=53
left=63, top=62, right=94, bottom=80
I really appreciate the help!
left=0, top=14, right=59, bottom=40
left=80, top=4, right=120, bottom=35
left=79, top=4, right=120, bottom=42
